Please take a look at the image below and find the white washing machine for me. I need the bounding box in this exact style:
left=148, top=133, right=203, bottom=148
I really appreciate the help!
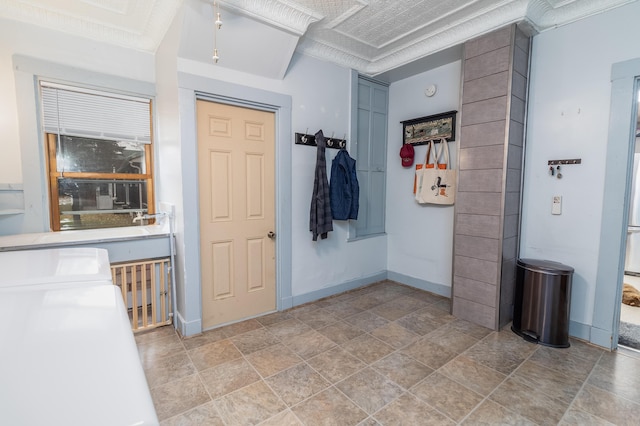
left=0, top=247, right=112, bottom=290
left=0, top=285, right=159, bottom=425
left=0, top=247, right=159, bottom=425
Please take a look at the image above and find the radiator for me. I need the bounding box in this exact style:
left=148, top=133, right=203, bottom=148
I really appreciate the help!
left=110, top=258, right=172, bottom=332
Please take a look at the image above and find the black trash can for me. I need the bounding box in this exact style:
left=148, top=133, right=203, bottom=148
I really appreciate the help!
left=512, top=258, right=574, bottom=348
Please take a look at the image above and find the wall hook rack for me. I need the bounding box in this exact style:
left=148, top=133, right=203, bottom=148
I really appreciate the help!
left=547, top=159, right=581, bottom=165
left=295, top=132, right=346, bottom=149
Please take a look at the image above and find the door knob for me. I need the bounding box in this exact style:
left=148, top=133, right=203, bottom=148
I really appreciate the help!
left=267, top=231, right=276, bottom=239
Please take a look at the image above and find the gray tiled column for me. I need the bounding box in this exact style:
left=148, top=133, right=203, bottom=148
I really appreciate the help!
left=452, top=25, right=530, bottom=330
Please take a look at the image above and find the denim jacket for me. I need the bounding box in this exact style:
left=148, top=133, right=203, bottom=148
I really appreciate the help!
left=330, top=149, right=359, bottom=220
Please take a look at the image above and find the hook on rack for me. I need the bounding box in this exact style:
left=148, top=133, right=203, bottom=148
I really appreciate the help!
left=547, top=158, right=581, bottom=165
left=547, top=158, right=580, bottom=178
left=295, top=131, right=347, bottom=150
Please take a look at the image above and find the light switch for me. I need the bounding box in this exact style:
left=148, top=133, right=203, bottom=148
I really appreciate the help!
left=552, top=195, right=562, bottom=215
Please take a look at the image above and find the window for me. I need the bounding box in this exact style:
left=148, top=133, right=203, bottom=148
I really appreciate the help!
left=352, top=75, right=389, bottom=238
left=41, top=82, right=154, bottom=231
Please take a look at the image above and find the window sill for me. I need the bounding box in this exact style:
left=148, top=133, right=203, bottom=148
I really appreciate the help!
left=0, top=209, right=24, bottom=216
left=0, top=225, right=170, bottom=252
left=347, top=231, right=387, bottom=242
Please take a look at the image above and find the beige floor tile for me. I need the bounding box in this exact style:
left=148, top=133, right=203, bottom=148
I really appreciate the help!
left=424, top=327, right=478, bottom=353
left=512, top=360, right=583, bottom=404
left=255, top=311, right=292, bottom=326
left=288, top=303, right=321, bottom=318
left=187, top=339, right=242, bottom=371
left=199, top=358, right=261, bottom=399
left=160, top=401, right=224, bottom=426
left=291, top=387, right=368, bottom=426
left=313, top=299, right=335, bottom=308
left=265, top=363, right=330, bottom=406
left=336, top=367, right=403, bottom=414
left=135, top=326, right=178, bottom=345
left=297, top=308, right=339, bottom=329
left=321, top=300, right=364, bottom=319
left=434, top=298, right=451, bottom=312
left=401, top=339, right=457, bottom=369
left=219, top=319, right=263, bottom=338
left=344, top=311, right=390, bottom=332
left=364, top=289, right=402, bottom=305
left=369, top=322, right=419, bottom=349
left=589, top=357, right=640, bottom=404
left=230, top=327, right=280, bottom=355
left=245, top=343, right=303, bottom=378
left=317, top=320, right=364, bottom=344
left=411, top=372, right=483, bottom=422
left=150, top=374, right=211, bottom=421
left=281, top=330, right=336, bottom=359
left=396, top=308, right=445, bottom=335
left=258, top=409, right=303, bottom=426
left=357, top=417, right=382, bottom=426
left=371, top=352, right=433, bottom=390
left=349, top=293, right=388, bottom=310
left=403, top=289, right=446, bottom=305
left=441, top=318, right=493, bottom=339
left=139, top=284, right=631, bottom=426
left=573, top=383, right=640, bottom=425
left=461, top=399, right=536, bottom=425
left=181, top=328, right=226, bottom=351
left=326, top=291, right=359, bottom=305
left=464, top=332, right=536, bottom=375
left=143, top=351, right=196, bottom=388
left=597, top=349, right=640, bottom=372
left=214, top=381, right=287, bottom=425
left=418, top=303, right=457, bottom=323
left=266, top=318, right=313, bottom=340
left=374, top=393, right=455, bottom=426
left=342, top=334, right=395, bottom=364
left=528, top=345, right=598, bottom=381
left=489, top=377, right=569, bottom=425
left=565, top=337, right=605, bottom=362
left=558, top=407, right=614, bottom=425
left=438, top=355, right=506, bottom=396
left=370, top=296, right=427, bottom=321
left=306, top=346, right=366, bottom=383
left=137, top=333, right=185, bottom=367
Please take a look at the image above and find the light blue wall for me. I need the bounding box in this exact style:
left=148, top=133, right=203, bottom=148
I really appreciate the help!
left=0, top=19, right=155, bottom=235
left=386, top=60, right=462, bottom=297
left=163, top=6, right=388, bottom=334
left=521, top=0, right=640, bottom=348
left=170, top=53, right=389, bottom=334
left=4, top=1, right=640, bottom=345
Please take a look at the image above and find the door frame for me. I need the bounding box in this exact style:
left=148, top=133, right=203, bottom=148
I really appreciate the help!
left=594, top=58, right=640, bottom=350
left=176, top=73, right=293, bottom=336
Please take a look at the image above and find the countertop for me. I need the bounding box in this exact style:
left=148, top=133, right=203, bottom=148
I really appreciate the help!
left=0, top=225, right=170, bottom=251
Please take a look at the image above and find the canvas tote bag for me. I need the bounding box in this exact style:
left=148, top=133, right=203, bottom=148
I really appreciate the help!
left=413, top=141, right=445, bottom=194
left=415, top=139, right=456, bottom=205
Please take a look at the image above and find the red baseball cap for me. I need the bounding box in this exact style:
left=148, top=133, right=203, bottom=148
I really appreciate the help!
left=400, top=144, right=414, bottom=167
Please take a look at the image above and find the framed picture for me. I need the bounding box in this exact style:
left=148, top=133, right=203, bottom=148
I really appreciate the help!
left=401, top=110, right=457, bottom=146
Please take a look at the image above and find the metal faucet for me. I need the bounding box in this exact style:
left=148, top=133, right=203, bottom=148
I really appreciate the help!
left=132, top=212, right=167, bottom=223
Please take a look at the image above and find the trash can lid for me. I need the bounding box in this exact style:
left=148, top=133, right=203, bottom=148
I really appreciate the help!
left=517, top=258, right=574, bottom=274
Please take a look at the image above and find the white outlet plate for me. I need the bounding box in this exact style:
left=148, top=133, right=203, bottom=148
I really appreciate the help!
left=552, top=196, right=562, bottom=215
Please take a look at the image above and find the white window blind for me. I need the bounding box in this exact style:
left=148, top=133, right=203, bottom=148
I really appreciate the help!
left=41, top=82, right=151, bottom=143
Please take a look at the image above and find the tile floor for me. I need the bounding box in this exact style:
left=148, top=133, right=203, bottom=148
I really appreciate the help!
left=136, top=281, right=640, bottom=425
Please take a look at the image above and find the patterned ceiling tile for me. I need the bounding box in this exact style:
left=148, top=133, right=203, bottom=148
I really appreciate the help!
left=0, top=0, right=633, bottom=76
left=81, top=0, right=129, bottom=15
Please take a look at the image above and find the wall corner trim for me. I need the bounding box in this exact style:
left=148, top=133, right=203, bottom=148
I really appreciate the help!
left=291, top=271, right=388, bottom=307
left=387, top=271, right=451, bottom=298
left=175, top=311, right=201, bottom=337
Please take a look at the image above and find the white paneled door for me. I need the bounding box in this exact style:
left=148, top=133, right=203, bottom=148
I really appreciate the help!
left=197, top=100, right=276, bottom=330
